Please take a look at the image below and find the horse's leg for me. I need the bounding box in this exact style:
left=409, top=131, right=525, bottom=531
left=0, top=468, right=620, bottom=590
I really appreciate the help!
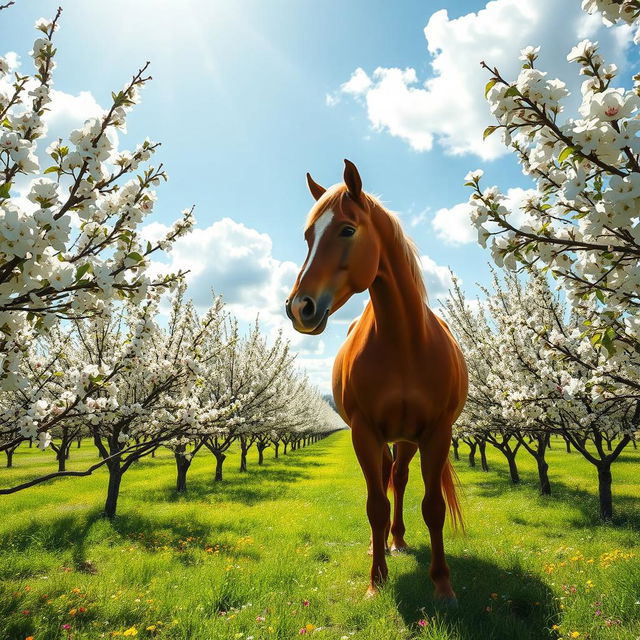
left=370, top=445, right=393, bottom=555
left=390, top=442, right=418, bottom=552
left=419, top=427, right=456, bottom=602
left=351, top=424, right=390, bottom=597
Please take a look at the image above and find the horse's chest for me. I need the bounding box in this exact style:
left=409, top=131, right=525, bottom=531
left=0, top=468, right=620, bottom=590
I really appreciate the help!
left=334, top=333, right=443, bottom=436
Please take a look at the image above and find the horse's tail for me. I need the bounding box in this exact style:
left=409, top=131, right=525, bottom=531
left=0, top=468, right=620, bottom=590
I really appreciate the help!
left=387, top=444, right=398, bottom=493
left=442, top=457, right=464, bottom=532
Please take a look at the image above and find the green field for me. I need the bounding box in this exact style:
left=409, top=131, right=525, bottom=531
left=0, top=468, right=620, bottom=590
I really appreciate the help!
left=0, top=431, right=638, bottom=640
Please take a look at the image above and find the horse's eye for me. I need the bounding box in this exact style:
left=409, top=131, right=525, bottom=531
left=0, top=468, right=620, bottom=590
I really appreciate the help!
left=340, top=226, right=356, bottom=237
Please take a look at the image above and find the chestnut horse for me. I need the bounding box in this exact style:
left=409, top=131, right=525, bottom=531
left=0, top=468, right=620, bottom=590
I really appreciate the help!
left=285, top=160, right=467, bottom=602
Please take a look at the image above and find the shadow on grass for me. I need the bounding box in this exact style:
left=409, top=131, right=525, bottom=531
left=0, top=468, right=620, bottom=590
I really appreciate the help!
left=459, top=462, right=640, bottom=530
left=140, top=442, right=336, bottom=506
left=142, top=467, right=313, bottom=506
left=0, top=507, right=251, bottom=577
left=393, top=549, right=557, bottom=640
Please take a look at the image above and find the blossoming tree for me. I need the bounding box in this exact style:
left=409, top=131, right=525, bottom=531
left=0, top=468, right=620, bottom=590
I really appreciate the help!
left=0, top=8, right=193, bottom=402
left=445, top=270, right=637, bottom=518
left=466, top=2, right=640, bottom=406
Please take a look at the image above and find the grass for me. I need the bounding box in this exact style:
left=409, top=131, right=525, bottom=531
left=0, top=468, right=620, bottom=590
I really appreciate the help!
left=0, top=432, right=638, bottom=640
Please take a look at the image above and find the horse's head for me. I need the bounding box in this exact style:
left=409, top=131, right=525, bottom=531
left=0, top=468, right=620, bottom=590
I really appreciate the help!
left=285, top=159, right=380, bottom=334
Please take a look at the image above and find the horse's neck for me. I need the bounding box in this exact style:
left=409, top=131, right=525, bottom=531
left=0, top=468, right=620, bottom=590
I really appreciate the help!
left=367, top=211, right=428, bottom=339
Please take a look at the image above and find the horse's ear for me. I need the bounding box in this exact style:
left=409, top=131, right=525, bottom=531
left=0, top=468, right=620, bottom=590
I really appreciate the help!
left=343, top=158, right=362, bottom=201
left=306, top=173, right=326, bottom=201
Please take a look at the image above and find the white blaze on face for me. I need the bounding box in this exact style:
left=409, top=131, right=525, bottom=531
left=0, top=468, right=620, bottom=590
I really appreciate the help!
left=300, top=209, right=333, bottom=281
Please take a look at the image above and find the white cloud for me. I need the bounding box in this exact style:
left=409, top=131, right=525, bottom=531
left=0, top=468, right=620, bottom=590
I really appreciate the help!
left=341, top=67, right=373, bottom=95
left=337, top=0, right=632, bottom=159
left=4, top=51, right=19, bottom=71
left=432, top=202, right=475, bottom=245
left=44, top=89, right=106, bottom=141
left=410, top=206, right=430, bottom=227
left=420, top=254, right=455, bottom=302
left=143, top=217, right=326, bottom=358
left=431, top=186, right=536, bottom=245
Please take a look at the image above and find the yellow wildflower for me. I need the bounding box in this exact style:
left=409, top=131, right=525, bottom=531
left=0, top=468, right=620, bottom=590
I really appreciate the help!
left=123, top=628, right=138, bottom=637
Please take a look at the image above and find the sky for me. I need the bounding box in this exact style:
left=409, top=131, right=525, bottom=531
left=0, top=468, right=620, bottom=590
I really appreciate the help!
left=1, top=0, right=634, bottom=393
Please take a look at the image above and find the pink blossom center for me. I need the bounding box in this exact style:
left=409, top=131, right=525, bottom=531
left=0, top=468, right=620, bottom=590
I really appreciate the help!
left=604, top=106, right=619, bottom=117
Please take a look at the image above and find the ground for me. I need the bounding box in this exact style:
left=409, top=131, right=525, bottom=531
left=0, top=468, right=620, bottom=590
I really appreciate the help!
left=0, top=431, right=638, bottom=640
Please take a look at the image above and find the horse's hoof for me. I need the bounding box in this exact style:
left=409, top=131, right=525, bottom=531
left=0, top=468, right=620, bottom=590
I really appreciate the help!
left=434, top=594, right=458, bottom=608
left=390, top=542, right=410, bottom=554
left=365, top=586, right=378, bottom=598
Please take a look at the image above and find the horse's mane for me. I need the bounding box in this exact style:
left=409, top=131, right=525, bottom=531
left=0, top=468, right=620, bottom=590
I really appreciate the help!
left=305, top=185, right=428, bottom=304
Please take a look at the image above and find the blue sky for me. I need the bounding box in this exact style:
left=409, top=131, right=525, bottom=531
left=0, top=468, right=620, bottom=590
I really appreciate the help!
left=1, top=0, right=634, bottom=392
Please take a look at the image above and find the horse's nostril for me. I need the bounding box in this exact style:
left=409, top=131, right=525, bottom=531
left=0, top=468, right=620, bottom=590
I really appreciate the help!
left=301, top=296, right=315, bottom=319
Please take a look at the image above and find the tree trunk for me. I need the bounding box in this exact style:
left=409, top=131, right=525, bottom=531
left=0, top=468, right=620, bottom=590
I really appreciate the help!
left=537, top=457, right=551, bottom=495
left=5, top=448, right=13, bottom=468
left=467, top=441, right=477, bottom=468
left=283, top=442, right=288, bottom=455
left=104, top=463, right=123, bottom=519
left=452, top=438, right=459, bottom=461
left=565, top=437, right=571, bottom=453
left=257, top=445, right=265, bottom=466
left=57, top=449, right=66, bottom=472
left=214, top=451, right=226, bottom=481
left=239, top=447, right=248, bottom=472
left=597, top=462, right=613, bottom=521
left=77, top=438, right=82, bottom=448
left=478, top=440, right=489, bottom=472
left=175, top=453, right=190, bottom=493
left=505, top=451, right=520, bottom=484
left=274, top=442, right=279, bottom=458
left=28, top=438, right=33, bottom=448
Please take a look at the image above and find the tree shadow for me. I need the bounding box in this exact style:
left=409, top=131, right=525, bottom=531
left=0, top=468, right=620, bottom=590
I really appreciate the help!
left=466, top=467, right=640, bottom=530
left=140, top=441, right=338, bottom=506
left=141, top=466, right=313, bottom=506
left=0, top=508, right=250, bottom=579
left=392, top=549, right=558, bottom=640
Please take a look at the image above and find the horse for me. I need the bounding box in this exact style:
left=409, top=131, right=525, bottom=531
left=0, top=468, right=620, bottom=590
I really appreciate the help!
left=285, top=159, right=468, bottom=602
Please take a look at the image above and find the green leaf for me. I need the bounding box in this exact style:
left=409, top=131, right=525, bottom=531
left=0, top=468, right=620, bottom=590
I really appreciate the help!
left=558, top=147, right=574, bottom=163
left=595, top=289, right=606, bottom=303
left=483, top=126, right=499, bottom=140
left=126, top=252, right=144, bottom=263
left=484, top=78, right=498, bottom=98
left=44, top=166, right=60, bottom=175
left=504, top=86, right=520, bottom=98
left=601, top=330, right=616, bottom=356
left=75, top=263, right=92, bottom=281
left=0, top=182, right=12, bottom=199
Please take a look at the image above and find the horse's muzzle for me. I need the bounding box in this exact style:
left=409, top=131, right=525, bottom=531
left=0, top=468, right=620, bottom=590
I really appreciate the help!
left=285, top=292, right=331, bottom=334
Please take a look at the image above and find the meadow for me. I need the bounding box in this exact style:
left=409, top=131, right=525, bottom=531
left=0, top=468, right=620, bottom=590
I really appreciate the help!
left=0, top=431, right=638, bottom=640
